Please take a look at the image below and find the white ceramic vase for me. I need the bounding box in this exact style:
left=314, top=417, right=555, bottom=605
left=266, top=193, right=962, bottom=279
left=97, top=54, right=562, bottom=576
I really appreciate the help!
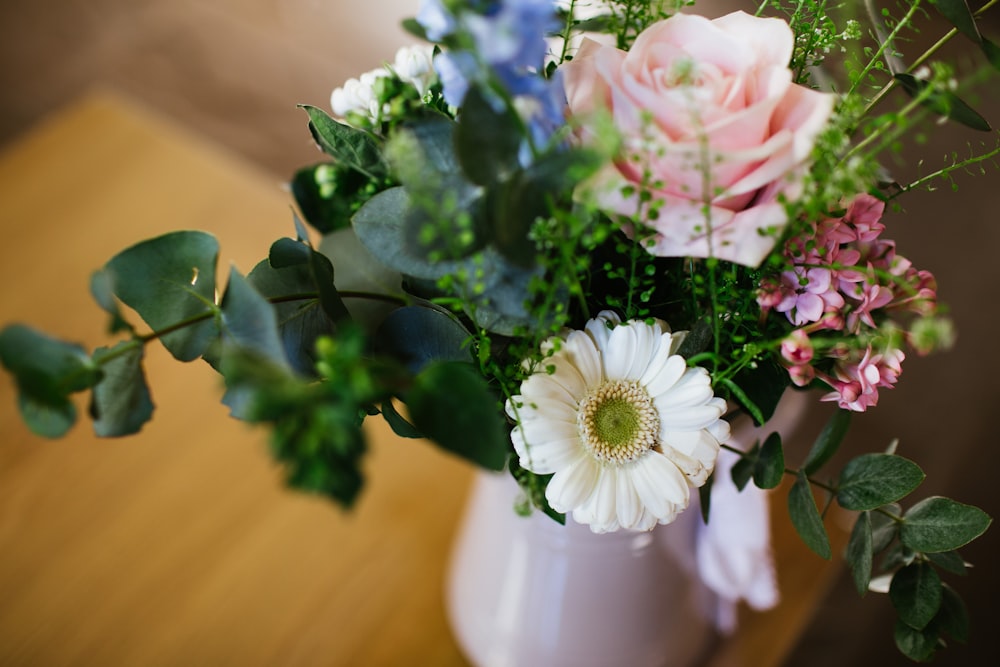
left=445, top=390, right=809, bottom=667
left=446, top=469, right=717, bottom=667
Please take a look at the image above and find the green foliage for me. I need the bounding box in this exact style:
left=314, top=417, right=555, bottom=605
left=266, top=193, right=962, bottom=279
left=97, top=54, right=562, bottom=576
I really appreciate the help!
left=893, top=73, right=992, bottom=132
left=101, top=231, right=220, bottom=362
left=891, top=561, right=942, bottom=631
left=89, top=342, right=153, bottom=437
left=300, top=105, right=386, bottom=179
left=374, top=306, right=472, bottom=373
left=803, top=409, right=852, bottom=475
left=788, top=470, right=832, bottom=559
left=847, top=511, right=874, bottom=595
left=754, top=432, right=785, bottom=490
left=0, top=325, right=101, bottom=437
left=836, top=453, right=925, bottom=511
left=405, top=361, right=510, bottom=471
left=900, top=497, right=992, bottom=553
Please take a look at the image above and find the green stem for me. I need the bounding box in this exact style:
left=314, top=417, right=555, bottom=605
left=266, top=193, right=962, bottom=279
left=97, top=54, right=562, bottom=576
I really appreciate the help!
left=889, top=139, right=1000, bottom=199
left=848, top=0, right=923, bottom=99
left=861, top=0, right=998, bottom=117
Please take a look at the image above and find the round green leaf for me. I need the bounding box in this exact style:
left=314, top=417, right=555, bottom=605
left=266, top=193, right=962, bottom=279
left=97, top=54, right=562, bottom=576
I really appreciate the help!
left=837, top=453, right=925, bottom=511
left=890, top=561, right=942, bottom=630
left=90, top=342, right=154, bottom=437
left=753, top=432, right=784, bottom=490
left=104, top=231, right=220, bottom=361
left=405, top=362, right=509, bottom=471
left=787, top=470, right=832, bottom=559
left=847, top=511, right=873, bottom=595
left=893, top=619, right=940, bottom=662
left=374, top=306, right=472, bottom=373
left=900, top=497, right=992, bottom=553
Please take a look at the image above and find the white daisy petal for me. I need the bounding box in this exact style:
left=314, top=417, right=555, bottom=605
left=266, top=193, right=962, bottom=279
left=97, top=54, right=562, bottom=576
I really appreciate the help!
left=516, top=436, right=584, bottom=474
left=615, top=467, right=643, bottom=529
left=546, top=457, right=600, bottom=513
left=509, top=312, right=727, bottom=533
left=564, top=331, right=603, bottom=388
left=585, top=312, right=617, bottom=353
left=631, top=452, right=689, bottom=520
left=659, top=404, right=728, bottom=431
left=603, top=323, right=637, bottom=381
left=642, top=354, right=687, bottom=397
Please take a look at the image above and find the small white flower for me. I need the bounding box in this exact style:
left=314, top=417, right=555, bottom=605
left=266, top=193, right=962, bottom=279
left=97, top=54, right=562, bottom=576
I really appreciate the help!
left=507, top=311, right=730, bottom=533
left=393, top=45, right=436, bottom=96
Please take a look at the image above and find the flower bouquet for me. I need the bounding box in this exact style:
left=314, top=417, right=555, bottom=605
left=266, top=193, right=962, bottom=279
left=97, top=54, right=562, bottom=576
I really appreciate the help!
left=1, top=0, right=997, bottom=662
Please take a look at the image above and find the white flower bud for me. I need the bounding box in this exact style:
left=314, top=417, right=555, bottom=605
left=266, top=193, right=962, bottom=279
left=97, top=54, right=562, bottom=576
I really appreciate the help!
left=393, top=45, right=436, bottom=96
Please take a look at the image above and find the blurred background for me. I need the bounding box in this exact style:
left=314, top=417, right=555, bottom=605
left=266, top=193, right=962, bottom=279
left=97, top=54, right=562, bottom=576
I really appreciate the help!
left=1, top=0, right=997, bottom=665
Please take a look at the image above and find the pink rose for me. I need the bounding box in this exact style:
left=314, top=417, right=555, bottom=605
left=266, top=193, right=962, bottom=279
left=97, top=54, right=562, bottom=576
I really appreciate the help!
left=562, top=11, right=835, bottom=267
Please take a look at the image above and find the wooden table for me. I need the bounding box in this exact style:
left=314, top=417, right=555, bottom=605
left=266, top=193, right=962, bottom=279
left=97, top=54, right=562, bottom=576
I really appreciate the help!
left=0, top=92, right=845, bottom=666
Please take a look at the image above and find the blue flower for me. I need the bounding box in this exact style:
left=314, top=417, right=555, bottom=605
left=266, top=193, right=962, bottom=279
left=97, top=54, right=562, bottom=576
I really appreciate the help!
left=416, top=0, right=457, bottom=41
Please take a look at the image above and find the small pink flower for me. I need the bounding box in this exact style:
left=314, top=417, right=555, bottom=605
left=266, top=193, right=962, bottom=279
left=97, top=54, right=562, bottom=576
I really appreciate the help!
left=775, top=267, right=844, bottom=326
left=781, top=329, right=814, bottom=364
left=819, top=346, right=905, bottom=412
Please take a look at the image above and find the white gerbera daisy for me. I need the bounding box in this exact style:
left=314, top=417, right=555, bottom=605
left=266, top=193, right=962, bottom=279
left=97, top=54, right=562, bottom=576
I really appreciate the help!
left=506, top=311, right=730, bottom=533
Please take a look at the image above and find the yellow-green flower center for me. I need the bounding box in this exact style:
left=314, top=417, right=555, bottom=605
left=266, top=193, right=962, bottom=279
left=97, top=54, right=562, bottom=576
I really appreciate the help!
left=578, top=380, right=660, bottom=465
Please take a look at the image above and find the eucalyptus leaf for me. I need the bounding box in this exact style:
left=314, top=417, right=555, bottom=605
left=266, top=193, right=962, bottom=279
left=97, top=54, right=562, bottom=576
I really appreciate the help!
left=352, top=187, right=460, bottom=280
left=405, top=361, right=509, bottom=470
left=847, top=511, right=874, bottom=595
left=89, top=342, right=154, bottom=437
left=935, top=583, right=970, bottom=643
left=0, top=324, right=101, bottom=402
left=300, top=105, right=384, bottom=176
left=803, top=409, right=852, bottom=475
left=837, top=453, right=925, bottom=511
left=104, top=231, right=220, bottom=362
left=900, top=497, right=992, bottom=553
left=788, top=470, right=832, bottom=559
left=374, top=306, right=472, bottom=373
left=872, top=504, right=901, bottom=554
left=753, top=432, right=784, bottom=490
left=890, top=562, right=942, bottom=630
left=893, top=619, right=940, bottom=662
left=219, top=268, right=291, bottom=369
left=247, top=258, right=336, bottom=376
left=730, top=444, right=757, bottom=492
left=269, top=236, right=313, bottom=268
left=89, top=270, right=132, bottom=334
left=318, top=226, right=403, bottom=332
left=464, top=249, right=548, bottom=336
left=17, top=393, right=77, bottom=438
left=0, top=324, right=104, bottom=437
left=926, top=550, right=968, bottom=576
